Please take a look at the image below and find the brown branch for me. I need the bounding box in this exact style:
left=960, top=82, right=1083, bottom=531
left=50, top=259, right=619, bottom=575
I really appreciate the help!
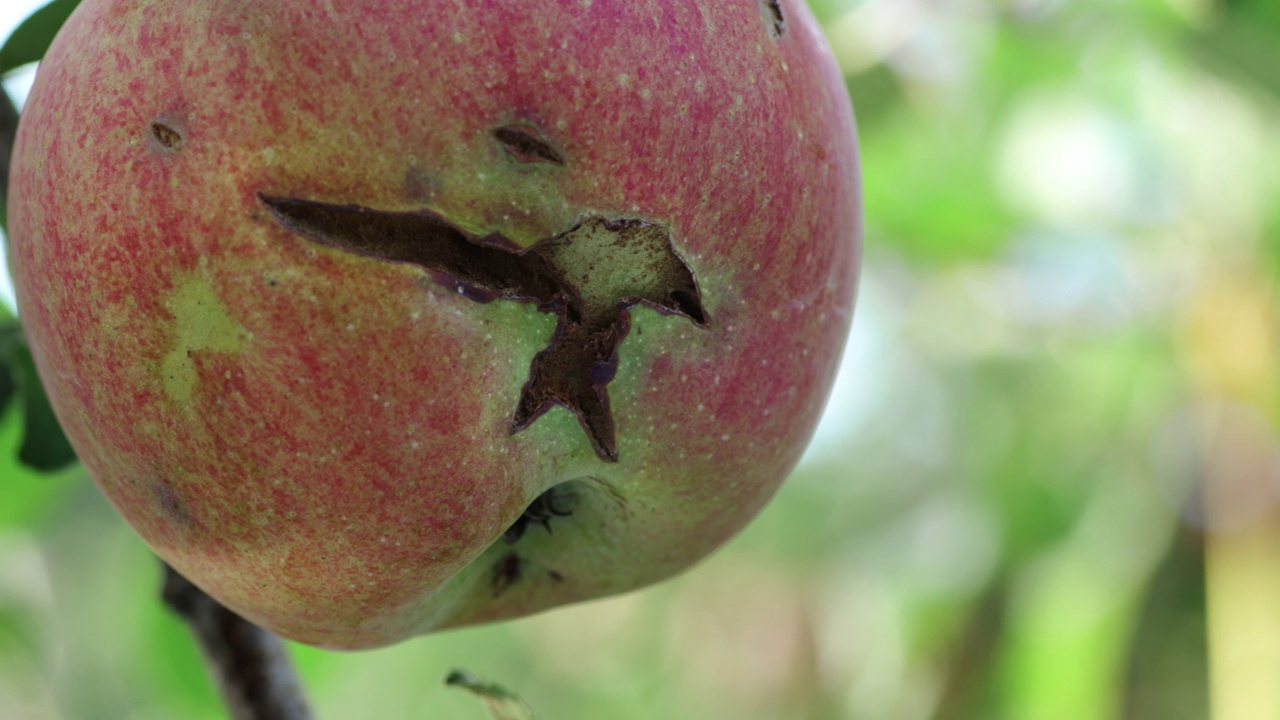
left=161, top=562, right=314, bottom=720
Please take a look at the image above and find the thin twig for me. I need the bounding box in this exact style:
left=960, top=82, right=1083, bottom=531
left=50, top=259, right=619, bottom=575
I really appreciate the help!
left=161, top=562, right=314, bottom=720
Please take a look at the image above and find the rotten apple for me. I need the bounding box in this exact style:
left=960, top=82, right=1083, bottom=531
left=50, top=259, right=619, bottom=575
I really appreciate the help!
left=7, top=0, right=860, bottom=649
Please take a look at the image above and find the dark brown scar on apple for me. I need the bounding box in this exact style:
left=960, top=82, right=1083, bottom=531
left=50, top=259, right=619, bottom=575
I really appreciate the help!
left=492, top=125, right=564, bottom=165
left=492, top=552, right=523, bottom=596
left=259, top=195, right=709, bottom=462
left=150, top=121, right=184, bottom=151
left=491, top=552, right=565, bottom=595
left=760, top=0, right=786, bottom=38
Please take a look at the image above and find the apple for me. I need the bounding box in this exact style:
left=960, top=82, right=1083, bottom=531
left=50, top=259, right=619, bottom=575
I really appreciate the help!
left=7, top=0, right=860, bottom=649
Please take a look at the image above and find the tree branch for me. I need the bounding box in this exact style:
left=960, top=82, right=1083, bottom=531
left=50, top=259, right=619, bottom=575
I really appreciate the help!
left=161, top=562, right=314, bottom=720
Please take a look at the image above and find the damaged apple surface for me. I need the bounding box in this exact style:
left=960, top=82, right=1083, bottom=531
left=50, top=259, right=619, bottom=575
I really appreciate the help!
left=8, top=0, right=861, bottom=649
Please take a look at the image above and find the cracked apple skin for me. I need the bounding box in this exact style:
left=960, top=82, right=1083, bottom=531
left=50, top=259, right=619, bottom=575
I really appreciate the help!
left=8, top=0, right=861, bottom=649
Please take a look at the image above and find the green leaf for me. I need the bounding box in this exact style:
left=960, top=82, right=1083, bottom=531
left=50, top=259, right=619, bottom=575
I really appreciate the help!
left=1189, top=13, right=1280, bottom=99
left=0, top=364, right=12, bottom=419
left=15, top=344, right=76, bottom=471
left=0, top=0, right=81, bottom=76
left=0, top=324, right=16, bottom=420
left=1223, top=0, right=1280, bottom=35
left=0, top=325, right=77, bottom=472
left=445, top=670, right=538, bottom=720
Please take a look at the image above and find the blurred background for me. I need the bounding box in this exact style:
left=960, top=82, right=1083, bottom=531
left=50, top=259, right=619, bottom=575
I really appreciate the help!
left=2, top=0, right=1279, bottom=718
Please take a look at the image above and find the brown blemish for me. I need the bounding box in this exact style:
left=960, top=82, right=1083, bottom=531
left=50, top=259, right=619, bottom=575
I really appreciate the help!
left=492, top=552, right=523, bottom=596
left=259, top=195, right=709, bottom=462
left=493, top=124, right=564, bottom=165
left=403, top=166, right=439, bottom=201
left=760, top=0, right=786, bottom=38
left=152, top=479, right=191, bottom=526
left=149, top=121, right=184, bottom=151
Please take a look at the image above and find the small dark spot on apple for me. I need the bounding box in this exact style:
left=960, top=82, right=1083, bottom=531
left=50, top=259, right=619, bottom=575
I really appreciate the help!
left=547, top=569, right=564, bottom=582
left=150, top=121, right=184, bottom=151
left=760, top=0, right=786, bottom=39
left=493, top=125, right=564, bottom=165
left=152, top=479, right=191, bottom=526
left=492, top=552, right=523, bottom=596
left=403, top=167, right=439, bottom=201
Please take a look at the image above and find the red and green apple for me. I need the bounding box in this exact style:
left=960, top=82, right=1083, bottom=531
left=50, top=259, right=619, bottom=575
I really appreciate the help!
left=7, top=0, right=860, bottom=649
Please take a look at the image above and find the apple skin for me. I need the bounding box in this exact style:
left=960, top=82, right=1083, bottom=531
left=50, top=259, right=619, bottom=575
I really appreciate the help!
left=7, top=0, right=860, bottom=649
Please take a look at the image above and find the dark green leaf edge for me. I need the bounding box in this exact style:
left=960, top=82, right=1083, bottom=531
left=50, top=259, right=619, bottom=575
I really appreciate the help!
left=0, top=0, right=81, bottom=77
left=0, top=320, right=78, bottom=472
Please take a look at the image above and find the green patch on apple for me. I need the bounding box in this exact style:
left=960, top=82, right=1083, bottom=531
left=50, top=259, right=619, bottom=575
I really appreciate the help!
left=159, top=273, right=248, bottom=406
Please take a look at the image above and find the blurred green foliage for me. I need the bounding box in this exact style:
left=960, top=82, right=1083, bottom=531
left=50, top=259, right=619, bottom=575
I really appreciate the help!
left=0, top=0, right=78, bottom=76
left=3, top=0, right=1280, bottom=718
